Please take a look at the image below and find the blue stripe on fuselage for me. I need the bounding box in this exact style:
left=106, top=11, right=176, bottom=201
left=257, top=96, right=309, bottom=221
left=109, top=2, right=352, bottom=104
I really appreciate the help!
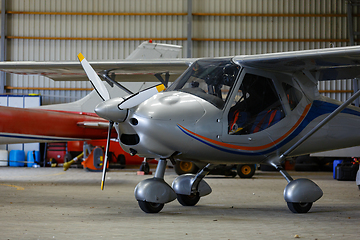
left=178, top=100, right=360, bottom=156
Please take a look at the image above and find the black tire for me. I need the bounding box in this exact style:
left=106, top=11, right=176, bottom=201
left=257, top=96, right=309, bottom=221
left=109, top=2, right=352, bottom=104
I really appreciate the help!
left=287, top=202, right=313, bottom=213
left=175, top=161, right=199, bottom=175
left=138, top=200, right=164, bottom=213
left=177, top=193, right=200, bottom=206
left=139, top=162, right=150, bottom=174
left=237, top=164, right=256, bottom=178
left=117, top=154, right=126, bottom=169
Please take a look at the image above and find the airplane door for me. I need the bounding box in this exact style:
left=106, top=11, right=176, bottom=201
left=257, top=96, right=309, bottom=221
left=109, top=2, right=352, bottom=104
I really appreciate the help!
left=221, top=69, right=286, bottom=146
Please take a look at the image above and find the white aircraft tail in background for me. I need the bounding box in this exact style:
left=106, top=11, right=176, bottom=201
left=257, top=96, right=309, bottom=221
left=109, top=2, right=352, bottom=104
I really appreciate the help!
left=0, top=41, right=186, bottom=144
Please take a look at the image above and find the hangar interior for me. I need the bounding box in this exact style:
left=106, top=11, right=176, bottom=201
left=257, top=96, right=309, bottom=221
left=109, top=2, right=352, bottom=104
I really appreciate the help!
left=0, top=0, right=358, bottom=105
left=0, top=1, right=360, bottom=238
left=0, top=0, right=359, bottom=166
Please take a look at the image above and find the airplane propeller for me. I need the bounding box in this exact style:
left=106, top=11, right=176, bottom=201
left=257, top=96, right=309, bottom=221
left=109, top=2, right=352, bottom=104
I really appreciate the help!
left=78, top=53, right=113, bottom=190
left=78, top=53, right=110, bottom=101
left=77, top=53, right=165, bottom=190
left=118, top=84, right=165, bottom=110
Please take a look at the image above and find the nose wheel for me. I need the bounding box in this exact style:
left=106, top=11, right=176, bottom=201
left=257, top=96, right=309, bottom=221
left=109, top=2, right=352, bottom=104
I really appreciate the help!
left=134, top=159, right=177, bottom=213
left=138, top=201, right=164, bottom=213
left=287, top=202, right=313, bottom=213
left=177, top=193, right=200, bottom=206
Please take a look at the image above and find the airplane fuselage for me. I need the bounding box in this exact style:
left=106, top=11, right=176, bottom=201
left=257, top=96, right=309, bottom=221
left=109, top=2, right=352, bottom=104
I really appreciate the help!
left=76, top=46, right=360, bottom=214
left=115, top=58, right=360, bottom=165
left=0, top=106, right=115, bottom=144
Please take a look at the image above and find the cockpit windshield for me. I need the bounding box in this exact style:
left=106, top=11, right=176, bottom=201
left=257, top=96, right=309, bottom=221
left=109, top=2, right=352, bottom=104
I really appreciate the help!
left=166, top=59, right=240, bottom=109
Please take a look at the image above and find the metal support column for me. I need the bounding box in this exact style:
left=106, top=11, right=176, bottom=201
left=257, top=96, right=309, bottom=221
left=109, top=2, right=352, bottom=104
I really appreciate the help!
left=347, top=1, right=355, bottom=46
left=187, top=0, right=192, bottom=58
left=353, top=78, right=360, bottom=107
left=347, top=0, right=360, bottom=46
left=0, top=0, right=7, bottom=94
left=346, top=2, right=360, bottom=106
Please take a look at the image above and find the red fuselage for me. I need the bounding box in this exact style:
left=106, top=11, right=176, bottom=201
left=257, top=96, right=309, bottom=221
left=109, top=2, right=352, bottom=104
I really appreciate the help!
left=0, top=106, right=116, bottom=143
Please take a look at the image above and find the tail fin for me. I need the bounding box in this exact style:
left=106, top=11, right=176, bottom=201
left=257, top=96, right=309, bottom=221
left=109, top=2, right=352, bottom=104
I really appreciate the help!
left=37, top=41, right=182, bottom=113
left=126, top=41, right=182, bottom=60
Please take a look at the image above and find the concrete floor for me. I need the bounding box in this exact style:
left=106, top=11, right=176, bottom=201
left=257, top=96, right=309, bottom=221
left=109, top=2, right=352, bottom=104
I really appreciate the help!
left=0, top=167, right=359, bottom=240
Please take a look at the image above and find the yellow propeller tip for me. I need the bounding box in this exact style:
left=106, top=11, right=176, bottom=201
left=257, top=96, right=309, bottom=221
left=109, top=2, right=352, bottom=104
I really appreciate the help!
left=101, top=181, right=104, bottom=190
left=77, top=53, right=85, bottom=62
left=156, top=84, right=166, bottom=92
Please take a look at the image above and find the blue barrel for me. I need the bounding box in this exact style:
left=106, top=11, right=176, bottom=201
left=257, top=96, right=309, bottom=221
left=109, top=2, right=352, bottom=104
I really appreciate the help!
left=333, top=160, right=343, bottom=179
left=9, top=150, right=25, bottom=167
left=27, top=151, right=40, bottom=167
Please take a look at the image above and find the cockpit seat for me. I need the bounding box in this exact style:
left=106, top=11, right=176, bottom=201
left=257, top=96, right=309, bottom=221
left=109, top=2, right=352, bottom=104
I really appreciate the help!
left=251, top=109, right=283, bottom=133
left=229, top=111, right=249, bottom=135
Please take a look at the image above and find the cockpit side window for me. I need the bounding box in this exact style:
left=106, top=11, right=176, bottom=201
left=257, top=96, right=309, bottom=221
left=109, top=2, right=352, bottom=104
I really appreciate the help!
left=282, top=82, right=303, bottom=111
left=228, top=73, right=285, bottom=135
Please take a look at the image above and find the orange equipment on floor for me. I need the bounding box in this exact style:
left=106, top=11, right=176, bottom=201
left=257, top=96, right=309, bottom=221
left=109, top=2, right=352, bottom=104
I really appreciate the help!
left=81, top=146, right=109, bottom=172
left=64, top=140, right=151, bottom=171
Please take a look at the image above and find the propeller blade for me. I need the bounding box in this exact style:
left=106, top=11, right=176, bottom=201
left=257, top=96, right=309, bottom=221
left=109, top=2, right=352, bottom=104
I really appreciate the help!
left=118, top=84, right=165, bottom=109
left=77, top=53, right=110, bottom=101
left=101, top=121, right=114, bottom=190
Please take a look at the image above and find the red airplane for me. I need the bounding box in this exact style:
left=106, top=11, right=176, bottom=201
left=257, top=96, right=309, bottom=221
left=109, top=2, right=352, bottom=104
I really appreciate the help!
left=0, top=106, right=115, bottom=144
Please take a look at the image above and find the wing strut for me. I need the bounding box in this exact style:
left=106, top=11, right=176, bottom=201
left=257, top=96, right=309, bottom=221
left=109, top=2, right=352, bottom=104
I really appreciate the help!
left=264, top=90, right=360, bottom=213
left=280, top=88, right=360, bottom=162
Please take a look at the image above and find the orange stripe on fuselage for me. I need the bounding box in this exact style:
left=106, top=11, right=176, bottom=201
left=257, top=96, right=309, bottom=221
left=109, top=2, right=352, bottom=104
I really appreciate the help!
left=179, top=103, right=311, bottom=152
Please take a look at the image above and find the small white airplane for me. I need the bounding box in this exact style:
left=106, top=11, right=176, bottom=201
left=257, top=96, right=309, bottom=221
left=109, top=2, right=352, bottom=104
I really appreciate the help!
left=2, top=44, right=360, bottom=214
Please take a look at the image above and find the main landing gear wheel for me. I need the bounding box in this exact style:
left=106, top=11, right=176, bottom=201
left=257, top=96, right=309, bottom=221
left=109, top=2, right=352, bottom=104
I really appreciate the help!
left=138, top=200, right=164, bottom=213
left=177, top=193, right=200, bottom=206
left=237, top=164, right=256, bottom=178
left=287, top=202, right=313, bottom=213
left=175, top=161, right=199, bottom=175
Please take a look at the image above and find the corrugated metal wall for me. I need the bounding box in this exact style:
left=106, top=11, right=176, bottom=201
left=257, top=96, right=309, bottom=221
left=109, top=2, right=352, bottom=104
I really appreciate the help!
left=0, top=0, right=355, bottom=104
left=193, top=0, right=348, bottom=55
left=3, top=0, right=188, bottom=104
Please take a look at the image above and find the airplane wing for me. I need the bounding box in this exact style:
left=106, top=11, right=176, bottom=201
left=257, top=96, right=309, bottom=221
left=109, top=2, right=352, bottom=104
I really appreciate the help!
left=0, top=59, right=194, bottom=82
left=0, top=41, right=195, bottom=82
left=234, top=46, right=360, bottom=81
